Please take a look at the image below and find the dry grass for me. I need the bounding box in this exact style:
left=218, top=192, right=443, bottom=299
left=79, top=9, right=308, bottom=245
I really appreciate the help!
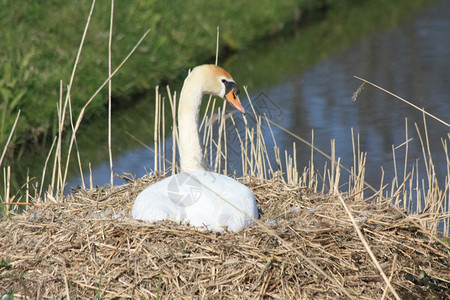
left=1, top=174, right=449, bottom=299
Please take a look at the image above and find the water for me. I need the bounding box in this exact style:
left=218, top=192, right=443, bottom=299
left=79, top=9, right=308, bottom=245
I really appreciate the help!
left=68, top=1, right=449, bottom=195
left=286, top=0, right=450, bottom=187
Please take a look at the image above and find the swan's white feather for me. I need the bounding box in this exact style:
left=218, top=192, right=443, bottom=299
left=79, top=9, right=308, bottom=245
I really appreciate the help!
left=133, top=171, right=257, bottom=232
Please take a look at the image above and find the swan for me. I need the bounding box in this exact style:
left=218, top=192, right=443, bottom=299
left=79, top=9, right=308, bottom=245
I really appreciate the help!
left=132, top=64, right=258, bottom=232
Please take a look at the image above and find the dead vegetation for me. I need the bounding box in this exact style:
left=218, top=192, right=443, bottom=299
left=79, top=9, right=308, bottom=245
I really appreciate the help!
left=1, top=173, right=449, bottom=299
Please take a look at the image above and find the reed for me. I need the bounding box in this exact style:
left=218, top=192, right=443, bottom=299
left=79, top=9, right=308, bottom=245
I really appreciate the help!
left=107, top=0, right=115, bottom=187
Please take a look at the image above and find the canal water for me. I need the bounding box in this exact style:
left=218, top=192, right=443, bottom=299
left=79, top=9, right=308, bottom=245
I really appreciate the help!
left=68, top=1, right=449, bottom=197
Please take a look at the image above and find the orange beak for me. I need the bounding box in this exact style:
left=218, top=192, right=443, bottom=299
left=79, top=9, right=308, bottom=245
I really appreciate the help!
left=225, top=89, right=246, bottom=115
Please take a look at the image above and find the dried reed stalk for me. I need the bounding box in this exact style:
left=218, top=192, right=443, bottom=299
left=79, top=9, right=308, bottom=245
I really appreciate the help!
left=0, top=110, right=20, bottom=168
left=108, top=0, right=115, bottom=186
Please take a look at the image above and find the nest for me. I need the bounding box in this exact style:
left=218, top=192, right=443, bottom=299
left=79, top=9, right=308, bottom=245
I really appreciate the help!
left=1, top=174, right=449, bottom=299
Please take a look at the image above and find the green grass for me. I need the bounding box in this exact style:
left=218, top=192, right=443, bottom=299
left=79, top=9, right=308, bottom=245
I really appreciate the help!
left=0, top=258, right=12, bottom=269
left=96, top=269, right=103, bottom=300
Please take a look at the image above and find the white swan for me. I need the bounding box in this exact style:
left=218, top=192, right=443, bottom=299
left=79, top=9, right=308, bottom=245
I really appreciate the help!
left=132, top=65, right=258, bottom=232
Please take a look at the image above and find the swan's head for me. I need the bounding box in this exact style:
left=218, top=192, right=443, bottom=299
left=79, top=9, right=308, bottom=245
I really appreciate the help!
left=190, top=64, right=246, bottom=114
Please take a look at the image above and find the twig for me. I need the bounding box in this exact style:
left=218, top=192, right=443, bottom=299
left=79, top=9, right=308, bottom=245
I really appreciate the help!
left=0, top=110, right=21, bottom=168
left=335, top=187, right=401, bottom=300
left=354, top=75, right=450, bottom=127
left=108, top=0, right=115, bottom=186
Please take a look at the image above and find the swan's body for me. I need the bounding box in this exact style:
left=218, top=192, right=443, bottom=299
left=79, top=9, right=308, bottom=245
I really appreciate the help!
left=132, top=65, right=258, bottom=232
left=133, top=171, right=256, bottom=231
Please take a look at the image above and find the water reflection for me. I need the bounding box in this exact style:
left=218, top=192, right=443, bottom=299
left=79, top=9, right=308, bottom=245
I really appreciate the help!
left=283, top=0, right=450, bottom=188
left=69, top=1, right=449, bottom=194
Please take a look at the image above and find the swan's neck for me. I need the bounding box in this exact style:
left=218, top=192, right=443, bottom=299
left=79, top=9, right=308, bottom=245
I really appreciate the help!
left=178, top=74, right=207, bottom=172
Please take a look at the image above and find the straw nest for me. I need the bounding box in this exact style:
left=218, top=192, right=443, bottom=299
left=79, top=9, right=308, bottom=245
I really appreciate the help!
left=1, top=174, right=449, bottom=299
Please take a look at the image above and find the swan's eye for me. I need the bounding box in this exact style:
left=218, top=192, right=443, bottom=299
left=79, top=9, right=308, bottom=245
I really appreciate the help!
left=223, top=80, right=240, bottom=97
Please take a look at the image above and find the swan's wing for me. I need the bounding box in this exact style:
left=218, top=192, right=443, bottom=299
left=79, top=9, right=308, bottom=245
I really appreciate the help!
left=184, top=171, right=258, bottom=231
left=132, top=176, right=186, bottom=222
left=132, top=172, right=258, bottom=232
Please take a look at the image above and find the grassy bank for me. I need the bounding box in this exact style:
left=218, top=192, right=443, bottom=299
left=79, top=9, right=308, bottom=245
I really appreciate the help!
left=1, top=0, right=342, bottom=149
